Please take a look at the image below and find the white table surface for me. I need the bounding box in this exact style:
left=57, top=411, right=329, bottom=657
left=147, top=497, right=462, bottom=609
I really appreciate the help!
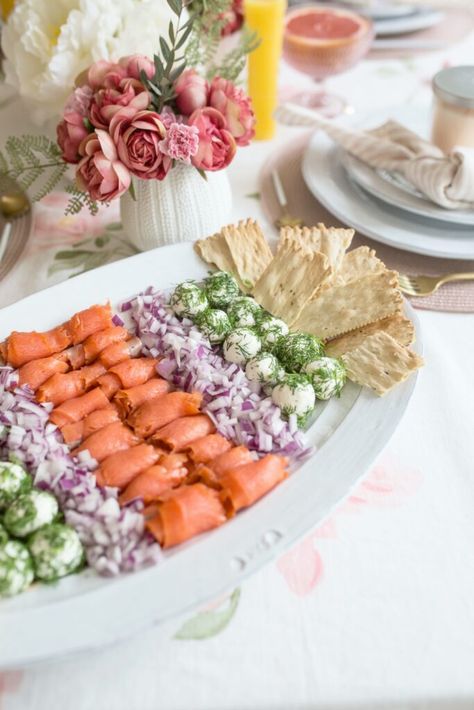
left=1, top=23, right=474, bottom=710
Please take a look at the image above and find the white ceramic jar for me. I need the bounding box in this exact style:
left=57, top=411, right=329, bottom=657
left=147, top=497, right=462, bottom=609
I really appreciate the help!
left=431, top=65, right=474, bottom=154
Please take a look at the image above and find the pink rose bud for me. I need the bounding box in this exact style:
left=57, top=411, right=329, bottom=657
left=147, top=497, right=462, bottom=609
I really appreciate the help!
left=208, top=77, right=255, bottom=146
left=118, top=54, right=155, bottom=81
left=188, top=107, right=236, bottom=171
left=109, top=108, right=172, bottom=181
left=57, top=111, right=90, bottom=164
left=174, top=69, right=209, bottom=117
left=76, top=130, right=131, bottom=202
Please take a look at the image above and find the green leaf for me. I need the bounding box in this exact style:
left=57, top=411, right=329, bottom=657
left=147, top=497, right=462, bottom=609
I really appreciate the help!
left=168, top=20, right=175, bottom=43
left=170, top=62, right=186, bottom=82
left=160, top=37, right=172, bottom=62
left=166, top=0, right=182, bottom=16
left=55, top=249, right=93, bottom=259
left=153, top=54, right=165, bottom=78
left=174, top=588, right=241, bottom=640
left=128, top=180, right=136, bottom=202
left=175, top=22, right=193, bottom=50
left=196, top=168, right=208, bottom=181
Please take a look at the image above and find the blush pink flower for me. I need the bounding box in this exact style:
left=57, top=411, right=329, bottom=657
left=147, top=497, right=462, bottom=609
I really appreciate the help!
left=109, top=109, right=171, bottom=180
left=76, top=130, right=131, bottom=202
left=118, top=54, right=155, bottom=81
left=209, top=77, right=255, bottom=146
left=64, top=85, right=93, bottom=117
left=159, top=122, right=199, bottom=165
left=89, top=75, right=150, bottom=130
left=188, top=107, right=236, bottom=171
left=220, top=0, right=244, bottom=36
left=85, top=60, right=127, bottom=91
left=57, top=111, right=90, bottom=164
left=174, top=69, right=209, bottom=116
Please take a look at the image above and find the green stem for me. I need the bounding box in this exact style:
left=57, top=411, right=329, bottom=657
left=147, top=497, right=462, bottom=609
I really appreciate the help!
left=7, top=161, right=65, bottom=175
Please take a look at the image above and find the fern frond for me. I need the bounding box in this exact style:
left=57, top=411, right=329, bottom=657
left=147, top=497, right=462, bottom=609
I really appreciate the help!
left=65, top=183, right=100, bottom=216
left=32, top=163, right=68, bottom=202
left=0, top=133, right=67, bottom=202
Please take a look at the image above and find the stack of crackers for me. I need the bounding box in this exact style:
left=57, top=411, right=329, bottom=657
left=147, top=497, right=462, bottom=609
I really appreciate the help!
left=195, top=219, right=424, bottom=396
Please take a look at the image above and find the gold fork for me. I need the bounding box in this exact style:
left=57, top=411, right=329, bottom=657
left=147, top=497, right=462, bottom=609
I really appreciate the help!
left=271, top=169, right=305, bottom=229
left=398, top=271, right=474, bottom=296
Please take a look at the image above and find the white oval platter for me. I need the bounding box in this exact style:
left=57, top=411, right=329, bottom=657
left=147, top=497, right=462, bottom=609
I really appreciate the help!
left=0, top=242, right=421, bottom=669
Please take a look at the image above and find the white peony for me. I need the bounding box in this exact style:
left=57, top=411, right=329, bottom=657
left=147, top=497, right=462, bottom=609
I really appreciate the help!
left=1, top=0, right=175, bottom=124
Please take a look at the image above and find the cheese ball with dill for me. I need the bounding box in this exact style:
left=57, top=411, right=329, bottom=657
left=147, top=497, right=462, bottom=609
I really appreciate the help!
left=0, top=461, right=32, bottom=511
left=227, top=297, right=262, bottom=327
left=0, top=540, right=34, bottom=597
left=204, top=271, right=240, bottom=308
left=170, top=282, right=208, bottom=319
left=258, top=314, right=289, bottom=349
left=303, top=357, right=347, bottom=400
left=195, top=308, right=232, bottom=344
left=274, top=332, right=324, bottom=372
left=0, top=522, right=8, bottom=547
left=271, top=373, right=316, bottom=425
left=4, top=489, right=58, bottom=538
left=245, top=352, right=285, bottom=386
left=28, top=523, right=84, bottom=582
left=223, top=327, right=262, bottom=365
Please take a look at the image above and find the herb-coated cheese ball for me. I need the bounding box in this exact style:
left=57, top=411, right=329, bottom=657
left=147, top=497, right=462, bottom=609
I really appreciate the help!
left=28, top=523, right=84, bottom=582
left=227, top=297, right=262, bottom=327
left=4, top=489, right=58, bottom=538
left=274, top=332, right=324, bottom=372
left=0, top=461, right=32, bottom=511
left=0, top=540, right=34, bottom=597
left=204, top=271, right=240, bottom=308
left=170, top=282, right=208, bottom=319
left=223, top=328, right=262, bottom=365
left=245, top=352, right=285, bottom=386
left=271, top=373, right=316, bottom=424
left=195, top=309, right=232, bottom=344
left=258, top=314, right=289, bottom=349
left=303, top=357, right=347, bottom=400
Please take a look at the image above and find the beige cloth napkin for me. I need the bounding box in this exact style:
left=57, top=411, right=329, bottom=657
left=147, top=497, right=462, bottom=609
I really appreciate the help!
left=306, top=113, right=474, bottom=210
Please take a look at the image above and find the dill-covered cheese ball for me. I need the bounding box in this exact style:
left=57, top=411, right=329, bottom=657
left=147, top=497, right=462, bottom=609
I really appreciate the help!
left=274, top=332, right=324, bottom=372
left=4, top=489, right=58, bottom=538
left=170, top=282, right=208, bottom=318
left=28, top=523, right=84, bottom=582
left=0, top=540, right=34, bottom=597
left=258, top=314, right=289, bottom=349
left=227, top=297, right=262, bottom=327
left=245, top=352, right=285, bottom=386
left=303, top=357, right=347, bottom=400
left=271, top=373, right=316, bottom=424
left=195, top=308, right=232, bottom=344
left=0, top=461, right=32, bottom=511
left=223, top=328, right=262, bottom=365
left=204, top=271, right=240, bottom=308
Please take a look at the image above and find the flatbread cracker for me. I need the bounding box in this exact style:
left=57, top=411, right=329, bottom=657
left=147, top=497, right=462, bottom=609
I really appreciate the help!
left=333, top=246, right=386, bottom=286
left=252, top=238, right=331, bottom=325
left=194, top=231, right=237, bottom=276
left=222, top=220, right=273, bottom=292
left=342, top=331, right=424, bottom=396
left=325, top=314, right=415, bottom=357
left=279, top=223, right=354, bottom=272
left=292, top=270, right=403, bottom=339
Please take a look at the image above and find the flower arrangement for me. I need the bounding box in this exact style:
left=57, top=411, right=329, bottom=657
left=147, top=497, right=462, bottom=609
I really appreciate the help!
left=0, top=0, right=257, bottom=215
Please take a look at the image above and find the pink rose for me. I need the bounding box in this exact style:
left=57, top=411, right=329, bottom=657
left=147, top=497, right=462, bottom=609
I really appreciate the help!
left=57, top=111, right=90, bottom=164
left=109, top=109, right=171, bottom=180
left=188, top=107, right=236, bottom=171
left=64, top=85, right=93, bottom=117
left=159, top=122, right=199, bottom=165
left=118, top=54, right=155, bottom=81
left=76, top=130, right=131, bottom=202
left=89, top=76, right=150, bottom=130
left=86, top=60, right=127, bottom=90
left=208, top=77, right=255, bottom=146
left=174, top=69, right=209, bottom=116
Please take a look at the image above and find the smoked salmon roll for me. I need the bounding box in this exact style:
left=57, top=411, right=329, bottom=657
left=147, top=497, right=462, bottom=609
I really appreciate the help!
left=206, top=446, right=254, bottom=478
left=62, top=344, right=86, bottom=370
left=114, top=378, right=172, bottom=418
left=73, top=421, right=138, bottom=463
left=97, top=373, right=122, bottom=399
left=145, top=484, right=226, bottom=548
left=219, top=454, right=289, bottom=515
left=128, top=391, right=203, bottom=439
left=82, top=326, right=129, bottom=363
left=2, top=324, right=71, bottom=368
left=60, top=420, right=84, bottom=446
left=98, top=337, right=142, bottom=368
left=150, top=414, right=215, bottom=452
left=119, top=461, right=188, bottom=505
left=95, top=443, right=160, bottom=489
left=68, top=303, right=113, bottom=344
left=108, top=357, right=159, bottom=389
left=50, top=387, right=110, bottom=427
left=81, top=406, right=120, bottom=440
left=17, top=354, right=69, bottom=391
left=36, top=362, right=106, bottom=406
left=186, top=433, right=232, bottom=464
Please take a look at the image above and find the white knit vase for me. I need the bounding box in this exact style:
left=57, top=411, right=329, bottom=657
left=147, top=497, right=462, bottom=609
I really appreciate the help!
left=120, top=164, right=232, bottom=251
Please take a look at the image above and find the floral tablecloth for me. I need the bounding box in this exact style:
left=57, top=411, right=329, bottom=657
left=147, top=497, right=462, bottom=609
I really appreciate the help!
left=1, top=29, right=474, bottom=710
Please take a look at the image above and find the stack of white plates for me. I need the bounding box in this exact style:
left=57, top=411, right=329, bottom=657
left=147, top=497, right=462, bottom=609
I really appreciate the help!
left=301, top=105, right=474, bottom=260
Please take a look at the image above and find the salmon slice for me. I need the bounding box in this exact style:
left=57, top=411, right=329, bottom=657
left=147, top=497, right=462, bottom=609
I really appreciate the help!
left=207, top=446, right=254, bottom=479
left=128, top=391, right=202, bottom=439
left=97, top=373, right=122, bottom=398
left=151, top=414, right=215, bottom=452
left=68, top=303, right=113, bottom=345
left=3, top=325, right=71, bottom=368
left=186, top=433, right=232, bottom=464
left=145, top=483, right=226, bottom=548
left=95, top=443, right=160, bottom=489
left=219, top=454, right=289, bottom=515
left=83, top=326, right=129, bottom=363
left=17, top=354, right=69, bottom=391
left=98, top=337, right=142, bottom=368
left=109, top=357, right=158, bottom=389
left=82, top=406, right=120, bottom=440
left=159, top=453, right=189, bottom=474
left=119, top=462, right=188, bottom=505
left=60, top=420, right=84, bottom=446
left=50, top=387, right=110, bottom=427
left=114, top=378, right=172, bottom=418
left=36, top=362, right=106, bottom=406
left=73, top=421, right=138, bottom=462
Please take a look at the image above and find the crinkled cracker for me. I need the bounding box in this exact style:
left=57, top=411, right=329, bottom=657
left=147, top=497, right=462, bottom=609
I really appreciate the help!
left=325, top=313, right=415, bottom=357
left=221, top=219, right=273, bottom=292
left=279, top=223, right=354, bottom=272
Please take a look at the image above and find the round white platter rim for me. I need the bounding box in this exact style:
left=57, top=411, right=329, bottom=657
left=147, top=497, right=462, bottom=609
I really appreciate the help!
left=373, top=8, right=444, bottom=36
left=0, top=243, right=421, bottom=669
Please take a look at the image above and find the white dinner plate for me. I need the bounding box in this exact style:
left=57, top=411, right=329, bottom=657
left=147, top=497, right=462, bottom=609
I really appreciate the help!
left=340, top=150, right=474, bottom=227
left=0, top=243, right=421, bottom=668
left=374, top=8, right=444, bottom=36
left=302, top=128, right=474, bottom=259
